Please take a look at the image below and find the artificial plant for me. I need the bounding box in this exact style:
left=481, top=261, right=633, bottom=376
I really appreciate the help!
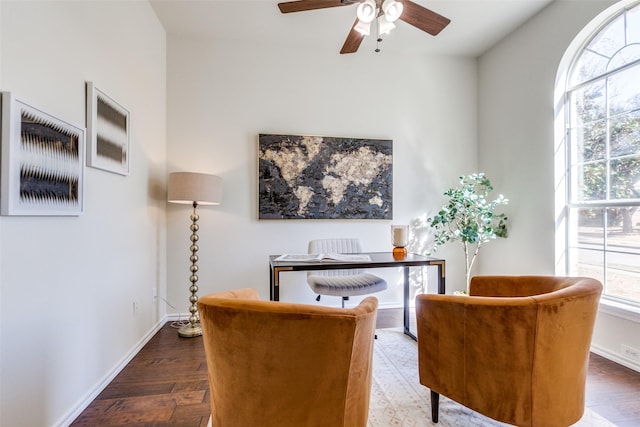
left=428, top=173, right=509, bottom=293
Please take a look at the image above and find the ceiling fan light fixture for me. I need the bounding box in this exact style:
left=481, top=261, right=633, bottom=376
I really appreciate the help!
left=381, top=0, right=403, bottom=22
left=354, top=19, right=372, bottom=36
left=377, top=16, right=396, bottom=35
left=356, top=0, right=377, bottom=23
left=277, top=0, right=450, bottom=54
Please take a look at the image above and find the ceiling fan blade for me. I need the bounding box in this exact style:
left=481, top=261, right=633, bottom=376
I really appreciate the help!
left=278, top=0, right=353, bottom=14
left=340, top=19, right=365, bottom=54
left=399, top=0, right=451, bottom=36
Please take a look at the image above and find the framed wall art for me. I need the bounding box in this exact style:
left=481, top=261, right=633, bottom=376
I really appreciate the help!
left=0, top=92, right=85, bottom=216
left=86, top=82, right=130, bottom=175
left=258, top=133, right=393, bottom=220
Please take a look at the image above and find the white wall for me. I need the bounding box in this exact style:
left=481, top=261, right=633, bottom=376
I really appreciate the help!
left=0, top=2, right=167, bottom=426
left=478, top=0, right=640, bottom=371
left=165, top=36, right=478, bottom=313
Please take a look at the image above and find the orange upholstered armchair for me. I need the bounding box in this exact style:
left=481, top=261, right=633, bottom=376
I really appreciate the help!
left=197, top=288, right=378, bottom=427
left=416, top=275, right=602, bottom=427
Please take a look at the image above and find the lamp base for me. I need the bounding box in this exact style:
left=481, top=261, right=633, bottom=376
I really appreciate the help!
left=178, top=322, right=202, bottom=338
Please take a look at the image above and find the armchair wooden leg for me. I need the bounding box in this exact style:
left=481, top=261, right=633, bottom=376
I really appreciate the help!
left=430, top=390, right=440, bottom=423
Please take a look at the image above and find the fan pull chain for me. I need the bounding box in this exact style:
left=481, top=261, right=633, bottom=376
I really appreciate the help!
left=375, top=17, right=382, bottom=52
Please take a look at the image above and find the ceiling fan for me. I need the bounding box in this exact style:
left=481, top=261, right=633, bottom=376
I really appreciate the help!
left=277, top=0, right=451, bottom=54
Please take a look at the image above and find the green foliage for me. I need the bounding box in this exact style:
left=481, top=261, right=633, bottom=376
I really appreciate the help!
left=429, top=173, right=509, bottom=248
left=427, top=173, right=509, bottom=290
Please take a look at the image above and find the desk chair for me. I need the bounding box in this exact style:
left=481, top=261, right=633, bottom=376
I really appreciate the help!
left=307, top=238, right=387, bottom=308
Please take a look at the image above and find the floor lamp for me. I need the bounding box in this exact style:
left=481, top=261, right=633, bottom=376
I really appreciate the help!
left=168, top=172, right=222, bottom=338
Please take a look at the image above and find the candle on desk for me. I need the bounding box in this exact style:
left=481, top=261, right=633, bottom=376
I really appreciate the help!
left=391, top=225, right=408, bottom=247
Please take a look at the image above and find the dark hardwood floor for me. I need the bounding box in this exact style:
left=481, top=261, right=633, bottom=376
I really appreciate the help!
left=71, top=319, right=211, bottom=427
left=71, top=309, right=640, bottom=426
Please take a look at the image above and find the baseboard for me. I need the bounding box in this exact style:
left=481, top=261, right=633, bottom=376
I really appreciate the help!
left=166, top=312, right=191, bottom=321
left=591, top=344, right=640, bottom=373
left=378, top=303, right=403, bottom=310
left=53, top=316, right=168, bottom=427
left=305, top=302, right=403, bottom=310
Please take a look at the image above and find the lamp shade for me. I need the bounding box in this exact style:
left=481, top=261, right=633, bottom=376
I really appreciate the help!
left=167, top=172, right=222, bottom=205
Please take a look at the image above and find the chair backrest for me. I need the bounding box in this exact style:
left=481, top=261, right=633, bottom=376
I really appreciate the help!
left=308, top=238, right=364, bottom=277
left=198, top=288, right=378, bottom=427
left=308, top=238, right=362, bottom=254
left=416, top=275, right=602, bottom=427
left=469, top=275, right=587, bottom=297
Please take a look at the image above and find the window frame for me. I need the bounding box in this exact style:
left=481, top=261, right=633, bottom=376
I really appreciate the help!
left=562, top=2, right=640, bottom=314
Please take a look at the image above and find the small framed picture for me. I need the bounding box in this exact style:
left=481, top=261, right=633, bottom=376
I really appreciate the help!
left=0, top=92, right=85, bottom=216
left=86, top=82, right=130, bottom=175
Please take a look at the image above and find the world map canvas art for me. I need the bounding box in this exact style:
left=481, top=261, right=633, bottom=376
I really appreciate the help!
left=258, top=134, right=393, bottom=219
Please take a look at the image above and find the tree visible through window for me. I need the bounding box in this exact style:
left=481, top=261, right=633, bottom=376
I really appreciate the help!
left=566, top=3, right=640, bottom=305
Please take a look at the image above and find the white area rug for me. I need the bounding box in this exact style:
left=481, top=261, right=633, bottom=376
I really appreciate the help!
left=369, top=328, right=616, bottom=427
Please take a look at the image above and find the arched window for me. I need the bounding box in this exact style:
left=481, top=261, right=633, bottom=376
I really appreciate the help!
left=563, top=2, right=640, bottom=307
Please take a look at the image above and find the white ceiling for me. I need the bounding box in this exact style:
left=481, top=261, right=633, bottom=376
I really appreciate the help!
left=150, top=0, right=555, bottom=56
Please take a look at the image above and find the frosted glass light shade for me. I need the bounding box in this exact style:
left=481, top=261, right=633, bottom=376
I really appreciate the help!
left=357, top=0, right=377, bottom=23
left=167, top=172, right=222, bottom=205
left=382, top=0, right=403, bottom=22
left=354, top=20, right=372, bottom=35
left=378, top=17, right=396, bottom=35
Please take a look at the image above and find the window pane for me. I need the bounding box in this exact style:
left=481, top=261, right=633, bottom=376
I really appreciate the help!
left=610, top=110, right=640, bottom=157
left=579, top=207, right=605, bottom=242
left=571, top=119, right=607, bottom=162
left=608, top=64, right=640, bottom=116
left=570, top=208, right=604, bottom=283
left=606, top=262, right=640, bottom=303
left=570, top=50, right=609, bottom=85
left=571, top=81, right=606, bottom=123
left=608, top=45, right=640, bottom=72
left=607, top=206, right=640, bottom=240
left=573, top=161, right=606, bottom=201
left=587, top=12, right=625, bottom=59
left=606, top=206, right=640, bottom=302
left=609, top=157, right=640, bottom=199
left=573, top=248, right=605, bottom=283
left=628, top=6, right=640, bottom=44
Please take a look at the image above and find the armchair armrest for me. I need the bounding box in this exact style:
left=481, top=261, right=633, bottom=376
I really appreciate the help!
left=470, top=275, right=576, bottom=297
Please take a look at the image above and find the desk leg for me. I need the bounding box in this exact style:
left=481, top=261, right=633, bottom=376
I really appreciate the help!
left=403, top=266, right=416, bottom=340
left=433, top=260, right=446, bottom=294
left=274, top=272, right=279, bottom=301
left=270, top=266, right=288, bottom=301
left=270, top=266, right=275, bottom=301
left=270, top=268, right=280, bottom=301
left=405, top=263, right=445, bottom=341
